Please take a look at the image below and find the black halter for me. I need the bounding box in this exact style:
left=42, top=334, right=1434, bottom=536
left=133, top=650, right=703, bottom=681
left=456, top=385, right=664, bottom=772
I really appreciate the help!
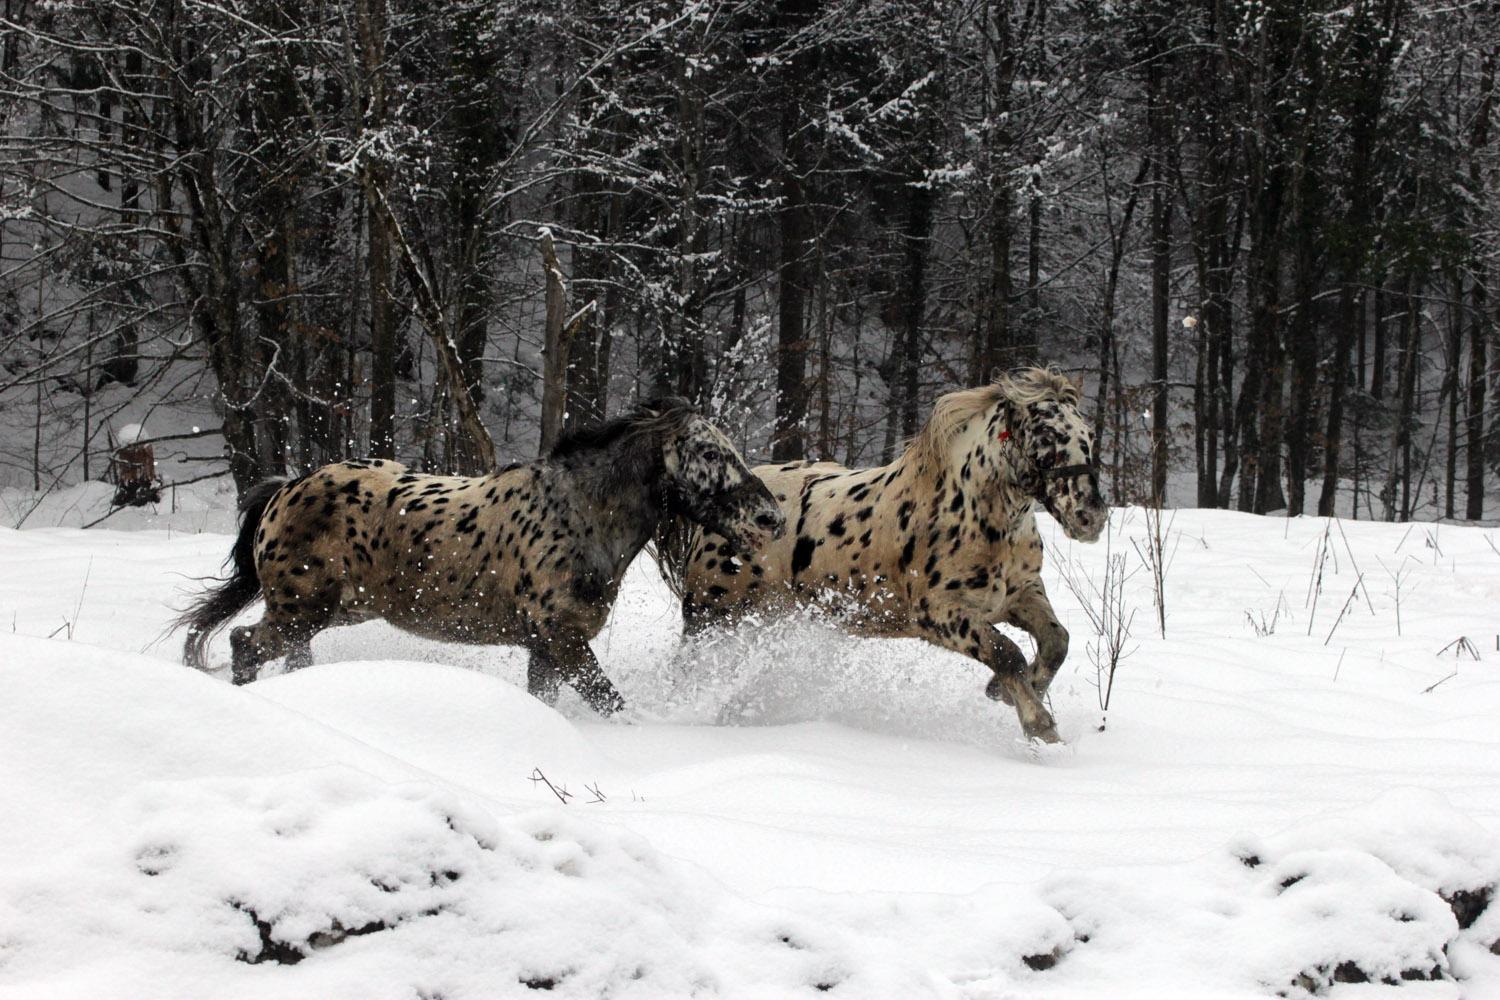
left=1042, top=463, right=1095, bottom=480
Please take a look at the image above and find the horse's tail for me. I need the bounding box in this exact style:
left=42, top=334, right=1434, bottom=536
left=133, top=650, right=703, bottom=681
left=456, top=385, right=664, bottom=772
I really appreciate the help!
left=648, top=513, right=698, bottom=605
left=175, top=478, right=287, bottom=670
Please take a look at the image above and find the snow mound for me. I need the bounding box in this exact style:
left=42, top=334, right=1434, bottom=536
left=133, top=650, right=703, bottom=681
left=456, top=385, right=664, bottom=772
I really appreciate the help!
left=0, top=763, right=1086, bottom=999
left=1034, top=789, right=1500, bottom=997
left=253, top=660, right=603, bottom=787
left=2, top=768, right=758, bottom=999
left=0, top=636, right=1075, bottom=998
left=1228, top=790, right=1500, bottom=993
left=6, top=501, right=1500, bottom=999
left=1235, top=788, right=1500, bottom=905
left=1249, top=848, right=1454, bottom=990
left=2, top=641, right=1494, bottom=998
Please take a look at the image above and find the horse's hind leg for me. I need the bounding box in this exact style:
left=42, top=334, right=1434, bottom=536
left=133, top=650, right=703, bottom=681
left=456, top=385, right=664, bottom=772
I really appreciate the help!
left=1002, top=581, right=1069, bottom=697
left=682, top=596, right=719, bottom=637
left=228, top=614, right=321, bottom=685
left=284, top=640, right=313, bottom=672
left=229, top=620, right=279, bottom=685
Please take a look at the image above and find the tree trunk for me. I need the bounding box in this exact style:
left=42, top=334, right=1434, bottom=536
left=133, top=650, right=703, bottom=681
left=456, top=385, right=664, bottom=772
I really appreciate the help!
left=1444, top=271, right=1461, bottom=519
left=1468, top=273, right=1490, bottom=519
left=1244, top=158, right=1287, bottom=514
left=1149, top=152, right=1169, bottom=505
left=772, top=103, right=809, bottom=461
left=1285, top=160, right=1319, bottom=517
left=1318, top=282, right=1357, bottom=516
left=539, top=231, right=570, bottom=455
left=565, top=183, right=619, bottom=432
left=1380, top=277, right=1420, bottom=521
left=900, top=183, right=934, bottom=438
left=974, top=0, right=1022, bottom=382
left=360, top=0, right=396, bottom=459
left=1466, top=49, right=1495, bottom=519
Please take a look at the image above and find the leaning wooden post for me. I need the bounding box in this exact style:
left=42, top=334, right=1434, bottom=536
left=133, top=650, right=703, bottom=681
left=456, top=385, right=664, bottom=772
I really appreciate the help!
left=538, top=230, right=596, bottom=456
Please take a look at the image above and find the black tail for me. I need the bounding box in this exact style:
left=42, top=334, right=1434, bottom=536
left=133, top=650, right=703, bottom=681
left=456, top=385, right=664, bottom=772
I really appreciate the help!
left=174, top=478, right=287, bottom=670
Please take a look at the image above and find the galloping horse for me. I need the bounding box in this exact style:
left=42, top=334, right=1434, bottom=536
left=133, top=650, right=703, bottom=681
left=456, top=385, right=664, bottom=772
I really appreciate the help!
left=175, top=399, right=784, bottom=714
left=661, top=368, right=1106, bottom=742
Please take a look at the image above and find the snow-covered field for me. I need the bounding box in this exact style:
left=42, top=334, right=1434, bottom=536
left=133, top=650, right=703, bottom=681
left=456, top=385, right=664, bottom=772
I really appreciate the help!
left=2, top=501, right=1499, bottom=998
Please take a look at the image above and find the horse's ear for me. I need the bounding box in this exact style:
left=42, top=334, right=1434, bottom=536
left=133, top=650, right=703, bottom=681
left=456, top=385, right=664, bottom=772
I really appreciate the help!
left=639, top=395, right=693, bottom=416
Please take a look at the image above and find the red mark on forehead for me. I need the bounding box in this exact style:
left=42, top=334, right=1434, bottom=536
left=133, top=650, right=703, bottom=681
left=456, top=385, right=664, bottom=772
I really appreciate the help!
left=998, top=430, right=1011, bottom=442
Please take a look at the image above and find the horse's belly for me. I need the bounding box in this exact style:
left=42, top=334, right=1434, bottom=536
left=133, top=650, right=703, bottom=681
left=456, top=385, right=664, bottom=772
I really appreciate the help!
left=376, top=606, right=519, bottom=645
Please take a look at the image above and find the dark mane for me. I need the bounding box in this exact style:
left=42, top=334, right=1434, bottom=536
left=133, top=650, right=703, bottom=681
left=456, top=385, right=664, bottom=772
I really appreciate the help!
left=548, top=397, right=694, bottom=460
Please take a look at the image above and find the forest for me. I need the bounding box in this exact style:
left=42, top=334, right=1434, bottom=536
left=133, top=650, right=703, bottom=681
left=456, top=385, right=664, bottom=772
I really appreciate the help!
left=0, top=0, right=1495, bottom=521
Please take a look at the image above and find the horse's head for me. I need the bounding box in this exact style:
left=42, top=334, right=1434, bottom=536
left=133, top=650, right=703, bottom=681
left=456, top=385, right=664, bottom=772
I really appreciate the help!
left=651, top=400, right=785, bottom=555
left=995, top=370, right=1108, bottom=542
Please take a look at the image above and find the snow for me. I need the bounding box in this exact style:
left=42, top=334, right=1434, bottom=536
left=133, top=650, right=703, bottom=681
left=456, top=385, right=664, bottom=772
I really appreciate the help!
left=1, top=506, right=1499, bottom=998
left=114, top=422, right=146, bottom=446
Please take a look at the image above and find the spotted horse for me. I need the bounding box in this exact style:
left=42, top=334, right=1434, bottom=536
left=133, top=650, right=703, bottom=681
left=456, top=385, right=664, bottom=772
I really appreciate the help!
left=658, top=368, right=1107, bottom=743
left=175, top=398, right=785, bottom=715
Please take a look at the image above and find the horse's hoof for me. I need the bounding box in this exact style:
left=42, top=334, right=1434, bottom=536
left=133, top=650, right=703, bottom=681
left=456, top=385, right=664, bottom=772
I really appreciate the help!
left=1018, top=733, right=1071, bottom=763
left=590, top=691, right=627, bottom=717
left=1028, top=725, right=1063, bottom=745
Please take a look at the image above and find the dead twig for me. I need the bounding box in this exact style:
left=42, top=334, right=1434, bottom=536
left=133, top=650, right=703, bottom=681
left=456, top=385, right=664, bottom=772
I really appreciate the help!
left=1437, top=636, right=1480, bottom=661
left=1322, top=575, right=1363, bottom=647
left=1305, top=523, right=1334, bottom=635
left=1130, top=503, right=1173, bottom=639
left=1422, top=670, right=1458, bottom=695
left=529, top=768, right=573, bottom=805
left=1332, top=519, right=1375, bottom=614
left=1245, top=590, right=1288, bottom=637
left=1375, top=556, right=1419, bottom=638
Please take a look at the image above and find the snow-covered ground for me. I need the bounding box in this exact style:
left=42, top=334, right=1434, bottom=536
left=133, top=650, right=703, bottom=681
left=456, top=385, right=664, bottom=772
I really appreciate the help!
left=2, top=502, right=1499, bottom=998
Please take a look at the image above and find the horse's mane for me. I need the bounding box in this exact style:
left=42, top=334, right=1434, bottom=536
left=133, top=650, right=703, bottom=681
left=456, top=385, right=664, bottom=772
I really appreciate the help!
left=549, top=396, right=695, bottom=461
left=905, top=367, right=1079, bottom=478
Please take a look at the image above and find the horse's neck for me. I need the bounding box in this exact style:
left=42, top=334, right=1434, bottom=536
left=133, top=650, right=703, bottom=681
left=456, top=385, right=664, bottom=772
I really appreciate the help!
left=972, top=478, right=1035, bottom=536
left=888, top=427, right=1032, bottom=538
left=552, top=452, right=661, bottom=569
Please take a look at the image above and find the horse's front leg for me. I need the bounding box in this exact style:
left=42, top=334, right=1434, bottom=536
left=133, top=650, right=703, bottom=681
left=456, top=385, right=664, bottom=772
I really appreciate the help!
left=913, top=613, right=1060, bottom=744
left=526, top=646, right=563, bottom=705
left=1002, top=580, right=1069, bottom=697
left=538, top=634, right=625, bottom=717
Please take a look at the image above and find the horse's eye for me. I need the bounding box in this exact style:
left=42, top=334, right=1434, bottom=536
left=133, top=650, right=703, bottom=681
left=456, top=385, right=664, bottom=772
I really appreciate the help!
left=702, top=449, right=721, bottom=464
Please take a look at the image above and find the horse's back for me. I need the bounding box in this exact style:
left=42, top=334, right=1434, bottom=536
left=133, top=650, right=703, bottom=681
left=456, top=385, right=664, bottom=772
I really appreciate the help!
left=251, top=459, right=539, bottom=641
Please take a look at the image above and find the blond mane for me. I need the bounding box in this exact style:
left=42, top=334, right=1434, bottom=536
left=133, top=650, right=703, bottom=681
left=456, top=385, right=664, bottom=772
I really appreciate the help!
left=905, top=367, right=1079, bottom=478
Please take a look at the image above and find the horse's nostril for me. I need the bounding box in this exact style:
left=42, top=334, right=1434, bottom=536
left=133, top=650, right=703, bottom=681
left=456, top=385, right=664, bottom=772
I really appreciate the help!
left=755, top=512, right=781, bottom=529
